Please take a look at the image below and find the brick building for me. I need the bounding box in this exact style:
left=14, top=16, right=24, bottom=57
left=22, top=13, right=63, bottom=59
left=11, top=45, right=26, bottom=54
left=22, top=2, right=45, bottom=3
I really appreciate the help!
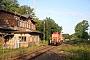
left=0, top=9, right=41, bottom=48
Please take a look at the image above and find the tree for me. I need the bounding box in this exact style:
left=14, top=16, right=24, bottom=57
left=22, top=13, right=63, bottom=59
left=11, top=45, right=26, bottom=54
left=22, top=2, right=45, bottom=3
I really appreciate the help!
left=1, top=0, right=19, bottom=12
left=34, top=17, right=63, bottom=41
left=0, top=0, right=35, bottom=17
left=63, top=34, right=72, bottom=40
left=17, top=5, right=35, bottom=17
left=0, top=0, right=3, bottom=5
left=33, top=18, right=43, bottom=31
left=72, top=33, right=78, bottom=40
left=43, top=17, right=62, bottom=40
left=74, top=20, right=89, bottom=39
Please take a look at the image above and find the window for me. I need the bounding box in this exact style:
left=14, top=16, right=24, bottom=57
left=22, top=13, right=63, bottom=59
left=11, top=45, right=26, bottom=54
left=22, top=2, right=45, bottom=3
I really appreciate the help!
left=34, top=36, right=36, bottom=42
left=27, top=22, right=28, bottom=28
left=33, top=25, right=35, bottom=30
left=31, top=24, right=33, bottom=29
left=29, top=36, right=32, bottom=42
left=20, top=21, right=22, bottom=27
left=17, top=21, right=20, bottom=26
left=29, top=23, right=30, bottom=29
left=22, top=22, right=24, bottom=27
left=19, top=36, right=26, bottom=42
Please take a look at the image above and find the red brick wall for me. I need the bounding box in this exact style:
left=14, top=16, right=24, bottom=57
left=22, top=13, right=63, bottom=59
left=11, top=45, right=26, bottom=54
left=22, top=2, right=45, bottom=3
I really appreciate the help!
left=0, top=11, right=36, bottom=31
left=0, top=11, right=18, bottom=28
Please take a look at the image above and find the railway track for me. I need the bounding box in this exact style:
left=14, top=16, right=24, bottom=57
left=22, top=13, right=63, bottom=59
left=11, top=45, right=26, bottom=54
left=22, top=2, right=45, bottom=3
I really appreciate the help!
left=28, top=46, right=56, bottom=60
left=28, top=45, right=62, bottom=60
left=1, top=45, right=60, bottom=60
left=10, top=45, right=56, bottom=60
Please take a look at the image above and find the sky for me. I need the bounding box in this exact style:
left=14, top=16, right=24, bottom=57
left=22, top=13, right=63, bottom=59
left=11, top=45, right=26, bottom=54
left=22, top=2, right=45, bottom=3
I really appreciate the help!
left=18, top=0, right=90, bottom=35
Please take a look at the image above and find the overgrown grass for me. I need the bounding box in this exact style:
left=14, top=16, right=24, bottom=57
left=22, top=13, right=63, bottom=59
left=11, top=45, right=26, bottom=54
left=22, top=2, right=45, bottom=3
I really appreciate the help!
left=0, top=46, right=40, bottom=59
left=61, top=42, right=90, bottom=60
left=0, top=40, right=49, bottom=59
left=40, top=40, right=49, bottom=45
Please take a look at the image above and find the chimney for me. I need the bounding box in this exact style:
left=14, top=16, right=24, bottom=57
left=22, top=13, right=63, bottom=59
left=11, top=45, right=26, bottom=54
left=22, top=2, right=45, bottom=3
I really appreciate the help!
left=0, top=6, right=2, bottom=10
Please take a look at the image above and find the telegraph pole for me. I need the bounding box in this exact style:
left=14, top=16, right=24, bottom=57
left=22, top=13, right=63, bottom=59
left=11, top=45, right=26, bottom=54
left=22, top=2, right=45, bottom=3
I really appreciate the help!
left=43, top=20, right=45, bottom=43
left=34, top=0, right=36, bottom=16
left=88, top=26, right=90, bottom=40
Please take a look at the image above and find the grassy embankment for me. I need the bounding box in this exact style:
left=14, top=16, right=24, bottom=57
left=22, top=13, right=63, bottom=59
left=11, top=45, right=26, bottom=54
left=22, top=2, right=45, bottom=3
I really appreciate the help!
left=60, top=39, right=90, bottom=60
left=0, top=40, right=48, bottom=59
left=0, top=46, right=40, bottom=58
left=40, top=40, right=49, bottom=45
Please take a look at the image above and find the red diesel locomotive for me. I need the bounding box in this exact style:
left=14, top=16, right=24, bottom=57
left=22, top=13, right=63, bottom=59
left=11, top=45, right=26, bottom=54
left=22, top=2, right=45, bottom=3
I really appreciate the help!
left=49, top=32, right=63, bottom=46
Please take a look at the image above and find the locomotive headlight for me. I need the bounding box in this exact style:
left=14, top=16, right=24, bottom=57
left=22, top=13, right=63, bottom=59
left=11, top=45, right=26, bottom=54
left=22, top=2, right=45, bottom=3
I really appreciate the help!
left=57, top=39, right=58, bottom=42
